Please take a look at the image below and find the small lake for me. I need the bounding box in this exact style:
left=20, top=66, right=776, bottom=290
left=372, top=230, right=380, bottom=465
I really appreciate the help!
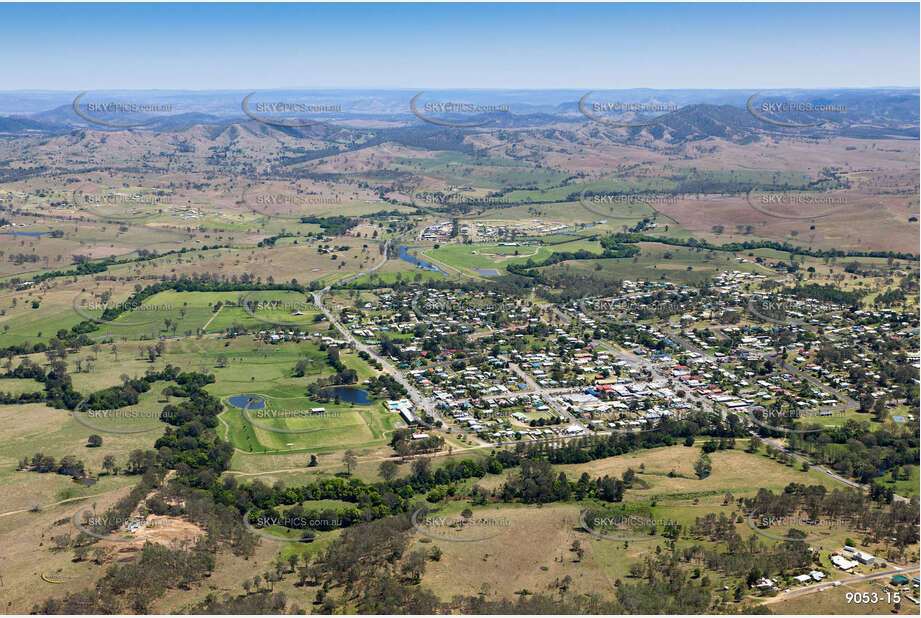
left=322, top=386, right=371, bottom=404
left=397, top=246, right=447, bottom=274
left=3, top=231, right=48, bottom=237
left=227, top=395, right=266, bottom=409
left=473, top=268, right=500, bottom=276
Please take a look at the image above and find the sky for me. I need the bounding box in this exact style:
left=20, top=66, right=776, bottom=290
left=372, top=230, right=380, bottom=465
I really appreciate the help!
left=1, top=2, right=918, bottom=90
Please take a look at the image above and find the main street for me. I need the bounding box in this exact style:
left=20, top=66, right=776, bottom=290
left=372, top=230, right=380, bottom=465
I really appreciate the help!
left=312, top=233, right=488, bottom=444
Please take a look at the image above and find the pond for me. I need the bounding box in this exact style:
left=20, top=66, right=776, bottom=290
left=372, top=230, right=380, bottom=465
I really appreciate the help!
left=3, top=231, right=48, bottom=237
left=227, top=395, right=266, bottom=409
left=473, top=268, right=500, bottom=276
left=322, top=386, right=371, bottom=404
left=397, top=246, right=446, bottom=274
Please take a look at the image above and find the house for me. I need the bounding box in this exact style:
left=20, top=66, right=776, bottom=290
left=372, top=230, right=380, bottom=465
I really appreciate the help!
left=754, top=577, right=774, bottom=589
left=831, top=555, right=859, bottom=570
left=809, top=570, right=826, bottom=582
left=793, top=574, right=812, bottom=584
left=854, top=550, right=875, bottom=564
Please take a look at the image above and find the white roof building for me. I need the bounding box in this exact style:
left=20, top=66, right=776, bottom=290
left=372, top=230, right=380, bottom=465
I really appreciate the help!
left=831, top=555, right=859, bottom=570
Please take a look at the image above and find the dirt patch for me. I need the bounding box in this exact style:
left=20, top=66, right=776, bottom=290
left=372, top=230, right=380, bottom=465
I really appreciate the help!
left=102, top=514, right=204, bottom=554
left=78, top=246, right=133, bottom=259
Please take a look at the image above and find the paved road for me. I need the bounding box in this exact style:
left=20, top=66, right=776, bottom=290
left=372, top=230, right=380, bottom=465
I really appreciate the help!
left=764, top=351, right=859, bottom=410
left=769, top=565, right=919, bottom=602
left=579, top=297, right=911, bottom=502
left=507, top=361, right=583, bottom=428
left=312, top=234, right=488, bottom=444
left=758, top=434, right=910, bottom=504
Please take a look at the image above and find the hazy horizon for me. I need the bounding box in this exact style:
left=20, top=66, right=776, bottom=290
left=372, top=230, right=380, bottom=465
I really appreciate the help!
left=1, top=3, right=917, bottom=90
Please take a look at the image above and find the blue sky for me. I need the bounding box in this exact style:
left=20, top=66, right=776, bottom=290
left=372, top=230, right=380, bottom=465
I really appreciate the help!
left=1, top=3, right=917, bottom=90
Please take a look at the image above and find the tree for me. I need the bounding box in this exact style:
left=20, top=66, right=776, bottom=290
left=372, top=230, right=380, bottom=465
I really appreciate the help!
left=308, top=454, right=318, bottom=467
left=872, top=399, right=888, bottom=422
left=694, top=453, right=712, bottom=479
left=293, top=359, right=309, bottom=377
left=342, top=450, right=357, bottom=475
left=570, top=540, right=584, bottom=562
left=87, top=434, right=102, bottom=448
left=401, top=549, right=427, bottom=583
left=102, top=455, right=116, bottom=475
left=378, top=459, right=398, bottom=481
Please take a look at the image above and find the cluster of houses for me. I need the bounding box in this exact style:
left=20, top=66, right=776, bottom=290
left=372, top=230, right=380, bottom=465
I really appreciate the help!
left=254, top=329, right=320, bottom=344
left=411, top=357, right=522, bottom=400
left=754, top=570, right=826, bottom=590
left=752, top=546, right=883, bottom=591
left=339, top=290, right=532, bottom=347
left=419, top=220, right=453, bottom=242
left=831, top=546, right=877, bottom=571
left=751, top=546, right=890, bottom=591
left=562, top=383, right=687, bottom=430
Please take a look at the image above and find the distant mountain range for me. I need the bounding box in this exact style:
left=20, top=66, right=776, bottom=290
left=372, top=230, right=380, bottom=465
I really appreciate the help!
left=0, top=89, right=916, bottom=141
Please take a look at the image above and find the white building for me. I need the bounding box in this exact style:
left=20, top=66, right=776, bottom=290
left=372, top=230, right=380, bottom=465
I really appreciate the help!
left=831, top=555, right=859, bottom=570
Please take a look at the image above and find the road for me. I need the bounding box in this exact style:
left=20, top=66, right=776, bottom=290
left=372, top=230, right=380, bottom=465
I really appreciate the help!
left=507, top=361, right=583, bottom=428
left=579, top=297, right=911, bottom=502
left=759, top=434, right=910, bottom=504
left=763, top=351, right=859, bottom=411
left=767, top=566, right=919, bottom=603
left=312, top=234, right=487, bottom=444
